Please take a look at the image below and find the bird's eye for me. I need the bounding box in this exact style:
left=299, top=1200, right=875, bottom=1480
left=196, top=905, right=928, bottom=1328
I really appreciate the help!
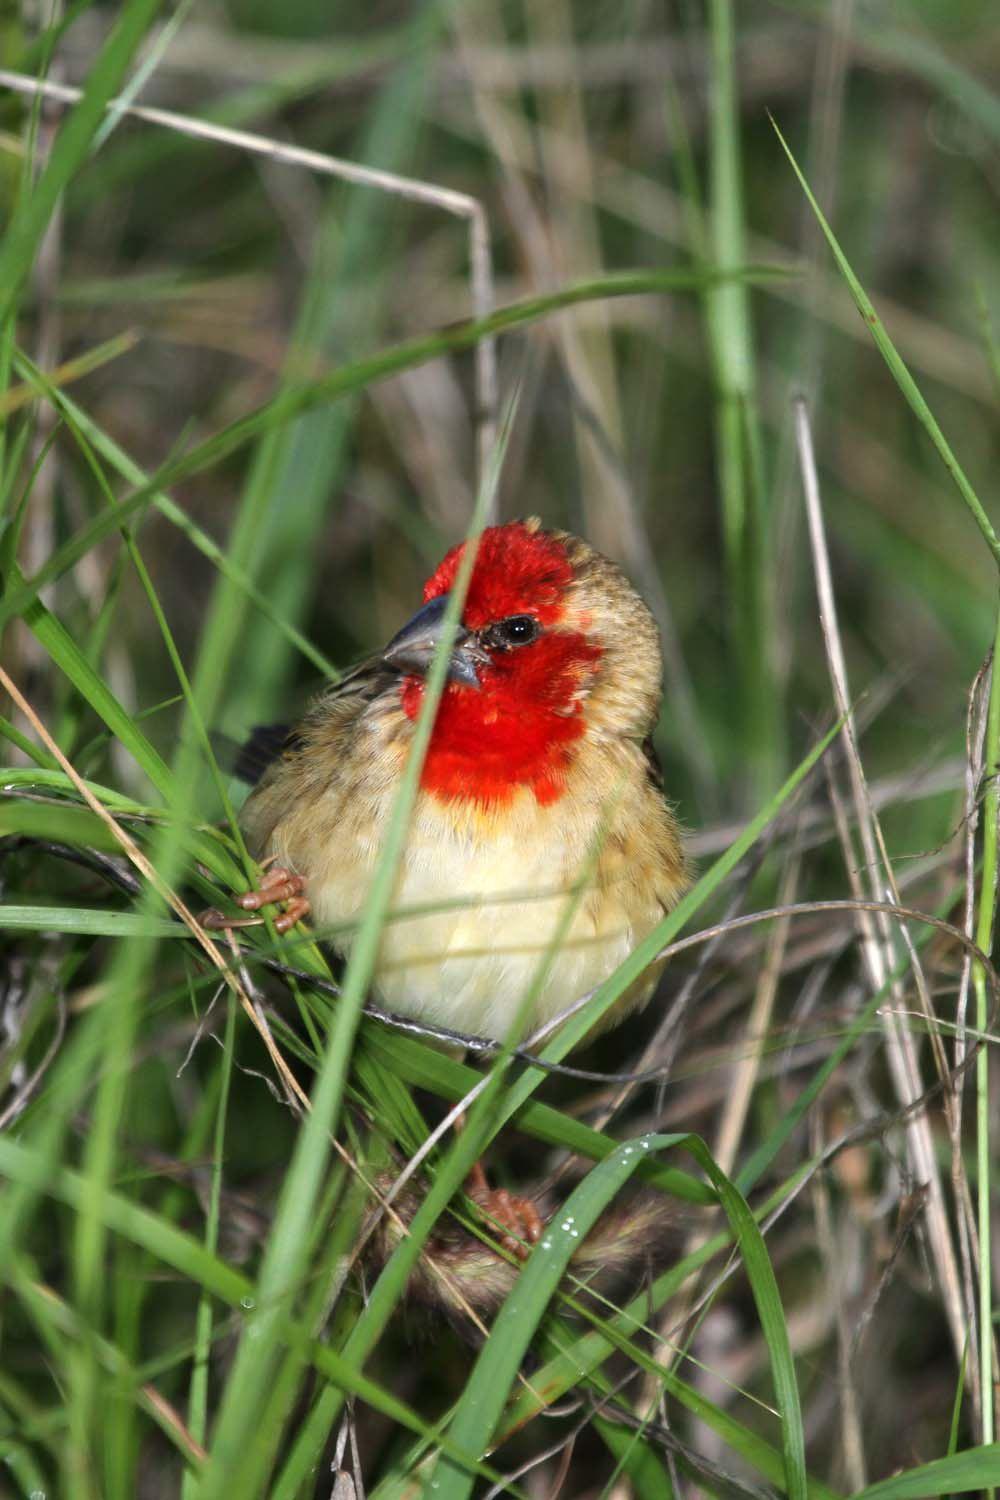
left=487, top=614, right=540, bottom=649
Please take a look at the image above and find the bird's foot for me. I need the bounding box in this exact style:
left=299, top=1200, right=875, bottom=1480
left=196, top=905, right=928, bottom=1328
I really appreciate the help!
left=200, top=865, right=310, bottom=934
left=466, top=1161, right=544, bottom=1260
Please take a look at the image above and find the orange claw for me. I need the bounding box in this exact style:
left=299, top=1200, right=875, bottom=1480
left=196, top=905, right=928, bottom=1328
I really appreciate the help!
left=201, top=865, right=310, bottom=934
left=466, top=1161, right=544, bottom=1260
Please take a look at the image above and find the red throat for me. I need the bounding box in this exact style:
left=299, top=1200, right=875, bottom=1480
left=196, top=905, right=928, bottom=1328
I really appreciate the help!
left=400, top=523, right=602, bottom=806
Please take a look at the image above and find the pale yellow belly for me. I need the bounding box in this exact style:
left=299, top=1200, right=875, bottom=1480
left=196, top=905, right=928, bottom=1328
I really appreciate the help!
left=303, top=798, right=663, bottom=1041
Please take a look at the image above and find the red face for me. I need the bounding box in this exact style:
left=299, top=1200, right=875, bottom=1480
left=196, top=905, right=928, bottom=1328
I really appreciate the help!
left=400, top=523, right=602, bottom=806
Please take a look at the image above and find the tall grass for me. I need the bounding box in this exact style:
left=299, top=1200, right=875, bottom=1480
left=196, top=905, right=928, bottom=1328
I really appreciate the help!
left=1, top=4, right=999, bottom=1498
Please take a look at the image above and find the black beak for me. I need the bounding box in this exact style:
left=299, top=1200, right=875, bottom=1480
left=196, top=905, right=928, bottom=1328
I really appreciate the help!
left=382, top=594, right=483, bottom=688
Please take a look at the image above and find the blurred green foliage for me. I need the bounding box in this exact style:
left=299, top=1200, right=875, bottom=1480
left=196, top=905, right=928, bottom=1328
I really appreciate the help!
left=2, top=0, right=1000, bottom=1495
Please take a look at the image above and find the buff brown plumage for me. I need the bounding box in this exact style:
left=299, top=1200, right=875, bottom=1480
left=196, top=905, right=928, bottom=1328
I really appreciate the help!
left=231, top=518, right=688, bottom=1044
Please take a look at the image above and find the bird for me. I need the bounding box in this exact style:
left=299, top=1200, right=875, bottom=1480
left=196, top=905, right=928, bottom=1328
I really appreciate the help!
left=207, top=517, right=688, bottom=1269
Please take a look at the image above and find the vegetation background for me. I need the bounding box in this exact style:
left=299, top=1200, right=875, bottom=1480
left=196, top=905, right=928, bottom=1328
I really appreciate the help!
left=2, top=0, right=1000, bottom=1496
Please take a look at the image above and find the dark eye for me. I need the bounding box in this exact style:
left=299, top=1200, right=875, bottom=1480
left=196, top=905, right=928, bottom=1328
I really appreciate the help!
left=489, top=615, right=540, bottom=649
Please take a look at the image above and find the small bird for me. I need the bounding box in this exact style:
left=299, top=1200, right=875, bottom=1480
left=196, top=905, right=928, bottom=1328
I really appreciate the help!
left=212, top=518, right=687, bottom=1258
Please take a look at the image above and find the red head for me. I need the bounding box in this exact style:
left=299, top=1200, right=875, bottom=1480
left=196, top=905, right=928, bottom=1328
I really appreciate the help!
left=395, top=521, right=605, bottom=806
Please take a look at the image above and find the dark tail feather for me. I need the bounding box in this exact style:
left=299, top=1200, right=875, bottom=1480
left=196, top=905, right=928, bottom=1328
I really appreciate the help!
left=209, top=722, right=300, bottom=785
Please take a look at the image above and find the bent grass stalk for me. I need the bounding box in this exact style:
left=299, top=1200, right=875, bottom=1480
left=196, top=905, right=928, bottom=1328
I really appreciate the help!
left=0, top=263, right=788, bottom=635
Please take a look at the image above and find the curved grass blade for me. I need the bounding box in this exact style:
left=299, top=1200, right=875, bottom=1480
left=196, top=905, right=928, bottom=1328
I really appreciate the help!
left=0, top=906, right=183, bottom=938
left=0, top=799, right=121, bottom=852
left=850, top=1445, right=1000, bottom=1499
left=7, top=566, right=175, bottom=799
left=430, top=1131, right=805, bottom=1500
left=493, top=1164, right=818, bottom=1442
left=0, top=263, right=789, bottom=633
left=0, top=768, right=245, bottom=888
left=10, top=348, right=339, bottom=680
left=770, top=114, right=1000, bottom=571
left=0, top=1135, right=505, bottom=1489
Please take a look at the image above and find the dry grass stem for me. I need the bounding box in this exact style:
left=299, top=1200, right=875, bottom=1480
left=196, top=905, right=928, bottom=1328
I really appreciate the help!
left=713, top=849, right=800, bottom=1177
left=0, top=66, right=498, bottom=481
left=809, top=1108, right=866, bottom=1490
left=794, top=396, right=969, bottom=1373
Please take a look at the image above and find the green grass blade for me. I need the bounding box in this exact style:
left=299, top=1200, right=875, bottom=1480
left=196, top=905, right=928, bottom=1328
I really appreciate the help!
left=10, top=348, right=339, bottom=680
left=0, top=1134, right=503, bottom=1487
left=0, top=264, right=788, bottom=634
left=8, top=565, right=175, bottom=798
left=0, top=767, right=245, bottom=888
left=850, top=1445, right=1000, bottom=1499
left=770, top=114, right=1000, bottom=571
left=431, top=1136, right=679, bottom=1500
left=222, top=4, right=436, bottom=733
left=265, top=406, right=534, bottom=1496
left=195, top=394, right=515, bottom=1499
left=595, top=1416, right=675, bottom=1500
left=0, top=906, right=183, bottom=938
left=0, top=799, right=120, bottom=851
left=0, top=0, right=163, bottom=325
left=181, top=994, right=235, bottom=1500
left=431, top=1131, right=804, bottom=1500
left=703, top=0, right=777, bottom=794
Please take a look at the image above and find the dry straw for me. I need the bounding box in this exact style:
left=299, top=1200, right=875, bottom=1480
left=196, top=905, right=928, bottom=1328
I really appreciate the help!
left=0, top=66, right=499, bottom=485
